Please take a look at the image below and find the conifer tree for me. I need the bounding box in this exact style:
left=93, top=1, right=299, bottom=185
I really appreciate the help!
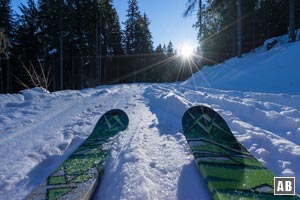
left=138, top=13, right=153, bottom=54
left=163, top=44, right=167, bottom=55
left=184, top=0, right=259, bottom=63
left=124, top=0, right=141, bottom=54
left=0, top=0, right=13, bottom=93
left=101, top=0, right=124, bottom=56
left=0, top=0, right=13, bottom=56
left=38, top=0, right=65, bottom=90
left=38, top=0, right=62, bottom=57
left=167, top=41, right=174, bottom=56
left=155, top=44, right=164, bottom=54
left=15, top=0, right=40, bottom=63
left=124, top=0, right=153, bottom=55
left=0, top=0, right=12, bottom=36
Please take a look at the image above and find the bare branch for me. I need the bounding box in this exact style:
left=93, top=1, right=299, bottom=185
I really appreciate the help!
left=13, top=74, right=30, bottom=89
left=20, top=61, right=38, bottom=86
left=17, top=60, right=52, bottom=91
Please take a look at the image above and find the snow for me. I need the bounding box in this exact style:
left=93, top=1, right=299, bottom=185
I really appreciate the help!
left=1, top=34, right=300, bottom=199
left=182, top=32, right=300, bottom=94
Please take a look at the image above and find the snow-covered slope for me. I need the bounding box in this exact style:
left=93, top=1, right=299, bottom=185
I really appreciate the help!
left=182, top=34, right=300, bottom=94
left=1, top=36, right=300, bottom=200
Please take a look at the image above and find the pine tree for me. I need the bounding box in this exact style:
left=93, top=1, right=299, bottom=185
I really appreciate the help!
left=0, top=0, right=12, bottom=36
left=109, top=6, right=124, bottom=55
left=13, top=0, right=52, bottom=91
left=38, top=0, right=65, bottom=90
left=138, top=13, right=153, bottom=54
left=163, top=44, right=167, bottom=55
left=72, top=0, right=100, bottom=87
left=167, top=41, right=174, bottom=56
left=101, top=0, right=124, bottom=56
left=184, top=0, right=254, bottom=63
left=38, top=0, right=62, bottom=56
left=0, top=0, right=13, bottom=93
left=0, top=0, right=13, bottom=56
left=15, top=0, right=40, bottom=63
left=155, top=44, right=164, bottom=54
left=124, top=0, right=141, bottom=54
left=124, top=0, right=153, bottom=55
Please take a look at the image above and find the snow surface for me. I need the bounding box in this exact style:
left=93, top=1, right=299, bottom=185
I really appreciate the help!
left=1, top=35, right=300, bottom=200
left=182, top=33, right=300, bottom=94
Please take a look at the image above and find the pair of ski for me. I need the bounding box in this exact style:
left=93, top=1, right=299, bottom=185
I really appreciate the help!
left=26, top=106, right=297, bottom=200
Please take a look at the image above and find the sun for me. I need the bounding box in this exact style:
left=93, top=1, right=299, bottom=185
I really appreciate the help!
left=179, top=43, right=194, bottom=59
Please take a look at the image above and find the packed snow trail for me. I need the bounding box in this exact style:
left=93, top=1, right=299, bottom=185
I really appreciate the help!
left=95, top=85, right=208, bottom=199
left=0, top=83, right=300, bottom=200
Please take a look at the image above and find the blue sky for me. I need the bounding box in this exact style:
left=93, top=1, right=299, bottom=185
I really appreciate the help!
left=11, top=0, right=198, bottom=51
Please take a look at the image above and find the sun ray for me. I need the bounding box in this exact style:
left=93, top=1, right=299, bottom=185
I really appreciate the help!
left=179, top=43, right=194, bottom=59
left=106, top=53, right=178, bottom=84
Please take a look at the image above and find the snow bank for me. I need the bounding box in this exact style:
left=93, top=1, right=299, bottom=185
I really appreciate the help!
left=182, top=35, right=300, bottom=94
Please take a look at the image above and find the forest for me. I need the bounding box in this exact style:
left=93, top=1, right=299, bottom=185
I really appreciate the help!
left=0, top=0, right=299, bottom=93
left=185, top=0, right=300, bottom=64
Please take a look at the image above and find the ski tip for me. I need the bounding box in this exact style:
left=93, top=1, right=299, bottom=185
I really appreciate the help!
left=102, top=109, right=129, bottom=131
left=182, top=105, right=231, bottom=134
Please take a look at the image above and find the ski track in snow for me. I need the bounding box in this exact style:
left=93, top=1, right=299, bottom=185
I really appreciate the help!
left=0, top=84, right=300, bottom=199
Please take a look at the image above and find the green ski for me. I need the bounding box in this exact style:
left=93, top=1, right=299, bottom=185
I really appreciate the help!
left=182, top=105, right=297, bottom=200
left=26, top=109, right=129, bottom=200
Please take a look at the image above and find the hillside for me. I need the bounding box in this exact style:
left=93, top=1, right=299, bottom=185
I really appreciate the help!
left=182, top=34, right=300, bottom=94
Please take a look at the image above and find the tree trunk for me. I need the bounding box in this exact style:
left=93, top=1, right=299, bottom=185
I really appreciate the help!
left=237, top=0, right=242, bottom=58
left=96, top=20, right=99, bottom=85
left=289, top=0, right=296, bottom=42
left=6, top=59, right=10, bottom=92
left=80, top=56, right=84, bottom=89
left=52, top=58, right=56, bottom=91
left=72, top=47, right=75, bottom=89
left=252, top=6, right=256, bottom=52
left=99, top=3, right=102, bottom=84
left=198, top=0, right=202, bottom=42
left=59, top=0, right=64, bottom=90
left=0, top=61, right=3, bottom=92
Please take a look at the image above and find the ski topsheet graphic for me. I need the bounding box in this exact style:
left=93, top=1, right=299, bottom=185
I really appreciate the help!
left=182, top=105, right=298, bottom=200
left=26, top=109, right=129, bottom=200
